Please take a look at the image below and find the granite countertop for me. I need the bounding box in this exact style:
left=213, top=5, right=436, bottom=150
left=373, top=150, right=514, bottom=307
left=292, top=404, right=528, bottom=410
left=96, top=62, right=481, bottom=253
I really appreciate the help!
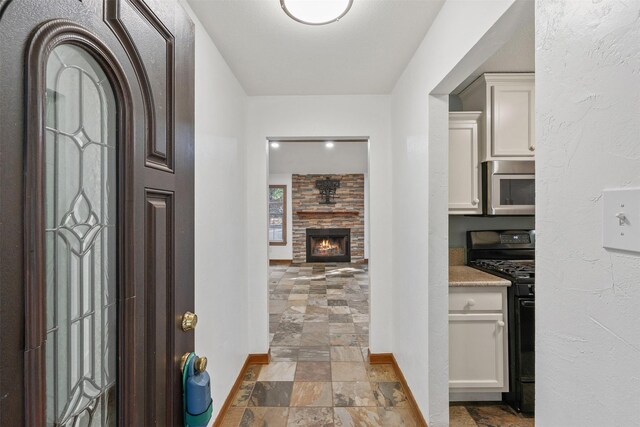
left=449, top=265, right=511, bottom=287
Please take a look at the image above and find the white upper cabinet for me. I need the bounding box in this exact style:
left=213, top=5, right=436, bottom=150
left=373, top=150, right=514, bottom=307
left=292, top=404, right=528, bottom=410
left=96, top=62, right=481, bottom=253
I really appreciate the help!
left=459, top=73, right=535, bottom=161
left=449, top=112, right=482, bottom=215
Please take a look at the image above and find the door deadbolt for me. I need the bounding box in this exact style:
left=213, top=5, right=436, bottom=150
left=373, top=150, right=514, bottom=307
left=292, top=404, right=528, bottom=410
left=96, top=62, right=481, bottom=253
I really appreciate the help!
left=182, top=311, right=198, bottom=331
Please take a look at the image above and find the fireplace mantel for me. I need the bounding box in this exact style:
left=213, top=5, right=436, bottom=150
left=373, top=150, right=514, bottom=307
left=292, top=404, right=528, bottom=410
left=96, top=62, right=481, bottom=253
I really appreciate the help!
left=295, top=210, right=360, bottom=218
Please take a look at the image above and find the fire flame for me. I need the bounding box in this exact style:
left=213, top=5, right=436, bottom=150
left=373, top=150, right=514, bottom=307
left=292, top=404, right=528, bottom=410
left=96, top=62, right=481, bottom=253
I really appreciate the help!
left=314, top=238, right=342, bottom=255
left=319, top=239, right=337, bottom=250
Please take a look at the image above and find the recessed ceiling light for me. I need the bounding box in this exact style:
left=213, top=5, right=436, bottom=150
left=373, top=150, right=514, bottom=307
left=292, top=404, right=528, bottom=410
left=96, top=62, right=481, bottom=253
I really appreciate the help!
left=280, top=0, right=353, bottom=26
left=325, top=141, right=335, bottom=148
left=270, top=142, right=280, bottom=148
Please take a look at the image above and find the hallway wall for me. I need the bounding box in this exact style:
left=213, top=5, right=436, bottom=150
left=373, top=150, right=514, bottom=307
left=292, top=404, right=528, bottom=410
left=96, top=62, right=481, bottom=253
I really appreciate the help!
left=389, top=1, right=526, bottom=425
left=181, top=1, right=249, bottom=420
left=245, top=95, right=393, bottom=355
left=536, top=2, right=640, bottom=425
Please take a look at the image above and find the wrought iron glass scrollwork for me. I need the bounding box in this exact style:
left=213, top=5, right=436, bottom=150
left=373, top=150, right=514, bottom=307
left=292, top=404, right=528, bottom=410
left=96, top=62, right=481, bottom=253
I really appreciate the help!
left=316, top=177, right=341, bottom=204
left=44, top=43, right=117, bottom=427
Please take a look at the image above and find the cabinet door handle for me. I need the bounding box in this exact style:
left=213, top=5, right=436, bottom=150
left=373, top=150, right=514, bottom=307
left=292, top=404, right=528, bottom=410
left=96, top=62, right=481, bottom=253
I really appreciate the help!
left=497, top=320, right=505, bottom=327
left=529, top=145, right=535, bottom=152
left=466, top=299, right=476, bottom=307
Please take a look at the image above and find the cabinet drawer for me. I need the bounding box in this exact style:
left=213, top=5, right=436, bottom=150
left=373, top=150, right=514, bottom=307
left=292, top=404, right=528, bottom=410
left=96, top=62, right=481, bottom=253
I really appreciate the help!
left=449, top=289, right=503, bottom=311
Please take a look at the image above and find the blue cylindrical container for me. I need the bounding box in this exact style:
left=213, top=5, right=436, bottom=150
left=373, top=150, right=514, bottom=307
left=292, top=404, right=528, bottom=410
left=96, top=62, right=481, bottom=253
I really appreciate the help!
left=183, top=353, right=213, bottom=427
left=186, top=369, right=211, bottom=416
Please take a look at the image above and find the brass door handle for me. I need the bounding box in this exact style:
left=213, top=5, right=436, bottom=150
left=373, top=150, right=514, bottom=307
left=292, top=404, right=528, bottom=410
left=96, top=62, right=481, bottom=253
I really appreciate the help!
left=182, top=311, right=198, bottom=331
left=194, top=356, right=208, bottom=373
left=180, top=352, right=208, bottom=373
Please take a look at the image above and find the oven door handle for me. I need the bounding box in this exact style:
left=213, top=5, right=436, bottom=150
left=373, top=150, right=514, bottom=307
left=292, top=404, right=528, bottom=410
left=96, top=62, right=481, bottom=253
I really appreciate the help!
left=520, top=300, right=535, bottom=308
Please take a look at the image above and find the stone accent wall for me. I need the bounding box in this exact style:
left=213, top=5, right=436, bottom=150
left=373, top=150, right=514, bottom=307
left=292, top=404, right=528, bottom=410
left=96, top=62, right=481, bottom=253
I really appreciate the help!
left=292, top=174, right=365, bottom=263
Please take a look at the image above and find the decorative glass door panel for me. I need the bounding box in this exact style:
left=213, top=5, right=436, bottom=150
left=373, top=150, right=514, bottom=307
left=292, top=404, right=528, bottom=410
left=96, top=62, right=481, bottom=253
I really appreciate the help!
left=45, top=44, right=117, bottom=427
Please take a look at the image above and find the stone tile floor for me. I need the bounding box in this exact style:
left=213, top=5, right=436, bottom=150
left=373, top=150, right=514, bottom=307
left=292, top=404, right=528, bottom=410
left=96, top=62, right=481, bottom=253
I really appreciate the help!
left=219, top=263, right=535, bottom=426
left=450, top=403, right=534, bottom=426
left=221, top=263, right=419, bottom=426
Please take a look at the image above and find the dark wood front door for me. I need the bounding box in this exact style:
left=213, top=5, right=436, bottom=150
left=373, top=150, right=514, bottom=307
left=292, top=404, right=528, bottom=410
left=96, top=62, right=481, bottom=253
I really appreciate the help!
left=0, top=0, right=195, bottom=425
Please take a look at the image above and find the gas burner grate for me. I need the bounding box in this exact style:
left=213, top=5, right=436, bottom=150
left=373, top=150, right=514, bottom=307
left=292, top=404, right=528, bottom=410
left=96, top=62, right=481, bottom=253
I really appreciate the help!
left=471, top=259, right=535, bottom=280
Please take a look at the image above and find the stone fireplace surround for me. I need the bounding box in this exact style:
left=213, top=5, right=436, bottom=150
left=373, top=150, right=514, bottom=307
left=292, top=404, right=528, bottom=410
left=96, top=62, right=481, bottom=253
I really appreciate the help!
left=292, top=174, right=365, bottom=263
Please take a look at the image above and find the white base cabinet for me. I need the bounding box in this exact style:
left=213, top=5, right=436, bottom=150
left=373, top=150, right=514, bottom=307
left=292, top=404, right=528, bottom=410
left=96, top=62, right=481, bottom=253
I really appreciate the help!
left=449, top=313, right=505, bottom=389
left=449, top=287, right=509, bottom=394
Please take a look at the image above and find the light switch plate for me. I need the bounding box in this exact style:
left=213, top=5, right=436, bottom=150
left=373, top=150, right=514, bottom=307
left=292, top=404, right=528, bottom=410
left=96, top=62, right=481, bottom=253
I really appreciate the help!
left=603, top=188, right=640, bottom=252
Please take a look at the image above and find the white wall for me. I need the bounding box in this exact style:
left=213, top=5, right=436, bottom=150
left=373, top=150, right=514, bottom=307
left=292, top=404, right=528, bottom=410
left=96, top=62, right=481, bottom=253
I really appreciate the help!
left=390, top=1, right=528, bottom=425
left=268, top=173, right=293, bottom=260
left=536, top=2, right=640, bottom=425
left=269, top=141, right=368, bottom=174
left=181, top=1, right=249, bottom=421
left=246, top=95, right=392, bottom=354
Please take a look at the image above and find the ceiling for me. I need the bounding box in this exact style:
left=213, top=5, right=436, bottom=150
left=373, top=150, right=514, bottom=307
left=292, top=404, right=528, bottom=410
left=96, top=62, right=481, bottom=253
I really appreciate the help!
left=452, top=1, right=534, bottom=94
left=186, top=0, right=446, bottom=96
left=269, top=140, right=368, bottom=174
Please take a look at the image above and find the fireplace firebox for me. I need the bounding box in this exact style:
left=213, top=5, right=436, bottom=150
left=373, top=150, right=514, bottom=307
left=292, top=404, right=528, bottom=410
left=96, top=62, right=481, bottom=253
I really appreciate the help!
left=306, top=228, right=351, bottom=263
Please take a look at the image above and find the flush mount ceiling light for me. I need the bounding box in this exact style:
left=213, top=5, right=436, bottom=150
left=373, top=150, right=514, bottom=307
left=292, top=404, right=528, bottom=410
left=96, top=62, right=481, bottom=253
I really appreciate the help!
left=280, top=0, right=353, bottom=25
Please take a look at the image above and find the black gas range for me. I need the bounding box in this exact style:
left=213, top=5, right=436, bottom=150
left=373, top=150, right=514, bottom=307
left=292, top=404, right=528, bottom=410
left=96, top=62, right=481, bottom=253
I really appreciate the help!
left=470, top=259, right=535, bottom=296
left=467, top=230, right=535, bottom=414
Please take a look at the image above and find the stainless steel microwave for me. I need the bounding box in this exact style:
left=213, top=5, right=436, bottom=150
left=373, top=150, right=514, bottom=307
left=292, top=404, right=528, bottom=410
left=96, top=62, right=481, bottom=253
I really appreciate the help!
left=483, top=161, right=535, bottom=215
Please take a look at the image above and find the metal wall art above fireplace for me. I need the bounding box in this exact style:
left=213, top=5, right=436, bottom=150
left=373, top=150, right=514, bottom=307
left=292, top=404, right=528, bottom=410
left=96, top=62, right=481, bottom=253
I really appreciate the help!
left=306, top=228, right=351, bottom=262
left=316, top=177, right=341, bottom=204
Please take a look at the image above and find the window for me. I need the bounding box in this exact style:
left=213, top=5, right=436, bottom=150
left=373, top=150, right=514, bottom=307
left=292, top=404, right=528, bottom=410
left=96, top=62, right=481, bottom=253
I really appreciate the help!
left=269, top=185, right=287, bottom=245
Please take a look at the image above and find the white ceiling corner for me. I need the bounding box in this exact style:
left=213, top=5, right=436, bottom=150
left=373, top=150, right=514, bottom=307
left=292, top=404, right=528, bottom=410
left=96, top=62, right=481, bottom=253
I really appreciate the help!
left=452, top=1, right=535, bottom=94
left=186, top=0, right=446, bottom=96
